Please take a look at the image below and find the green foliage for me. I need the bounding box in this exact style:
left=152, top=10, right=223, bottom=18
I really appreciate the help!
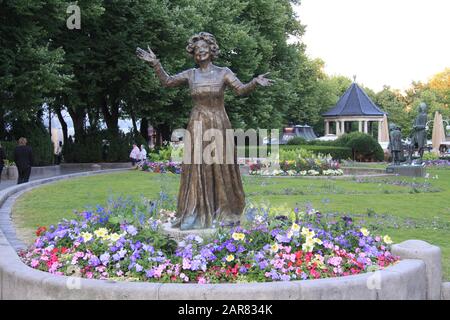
left=422, top=152, right=440, bottom=161
left=63, top=131, right=147, bottom=163
left=148, top=145, right=173, bottom=162
left=280, top=145, right=352, bottom=160
left=279, top=148, right=314, bottom=162
left=336, top=132, right=384, bottom=162
left=2, top=120, right=53, bottom=166
left=286, top=137, right=308, bottom=145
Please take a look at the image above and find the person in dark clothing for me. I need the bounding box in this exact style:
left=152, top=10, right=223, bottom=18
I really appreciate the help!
left=0, top=142, right=5, bottom=183
left=14, top=137, right=33, bottom=184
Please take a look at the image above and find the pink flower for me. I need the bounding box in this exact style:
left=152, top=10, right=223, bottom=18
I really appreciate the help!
left=198, top=277, right=207, bottom=284
left=31, top=259, right=39, bottom=268
left=86, top=272, right=93, bottom=279
left=328, top=256, right=342, bottom=267
left=182, top=258, right=191, bottom=270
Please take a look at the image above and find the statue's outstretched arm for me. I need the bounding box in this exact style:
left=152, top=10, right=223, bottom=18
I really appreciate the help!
left=136, top=46, right=188, bottom=88
left=224, top=69, right=274, bottom=96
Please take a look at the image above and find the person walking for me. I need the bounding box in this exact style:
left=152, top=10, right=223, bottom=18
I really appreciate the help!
left=139, top=144, right=147, bottom=164
left=14, top=137, right=33, bottom=184
left=54, top=141, right=63, bottom=165
left=129, top=143, right=140, bottom=166
left=0, top=142, right=5, bottom=184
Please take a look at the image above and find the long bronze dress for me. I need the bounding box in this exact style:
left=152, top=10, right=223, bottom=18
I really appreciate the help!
left=153, top=62, right=257, bottom=230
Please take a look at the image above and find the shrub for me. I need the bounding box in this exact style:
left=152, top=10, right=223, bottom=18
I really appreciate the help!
left=286, top=137, right=308, bottom=145
left=2, top=122, right=53, bottom=166
left=422, top=152, right=439, bottom=161
left=63, top=131, right=147, bottom=163
left=280, top=145, right=352, bottom=160
left=336, top=132, right=384, bottom=162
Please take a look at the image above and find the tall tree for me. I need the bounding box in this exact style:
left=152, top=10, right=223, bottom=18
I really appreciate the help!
left=0, top=0, right=69, bottom=139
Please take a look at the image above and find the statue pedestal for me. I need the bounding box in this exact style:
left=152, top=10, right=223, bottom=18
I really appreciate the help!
left=386, top=163, right=426, bottom=177
left=161, top=223, right=216, bottom=242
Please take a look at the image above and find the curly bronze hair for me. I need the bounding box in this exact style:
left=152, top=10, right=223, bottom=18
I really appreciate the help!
left=186, top=32, right=220, bottom=60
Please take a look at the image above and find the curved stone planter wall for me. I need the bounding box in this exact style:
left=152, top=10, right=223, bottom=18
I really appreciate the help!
left=0, top=170, right=447, bottom=300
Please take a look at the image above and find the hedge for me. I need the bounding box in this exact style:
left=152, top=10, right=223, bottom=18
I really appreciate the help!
left=236, top=145, right=352, bottom=160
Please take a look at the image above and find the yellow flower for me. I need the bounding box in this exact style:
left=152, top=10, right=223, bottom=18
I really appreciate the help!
left=81, top=232, right=93, bottom=242
left=270, top=243, right=279, bottom=253
left=109, top=233, right=122, bottom=242
left=291, top=223, right=300, bottom=232
left=232, top=232, right=245, bottom=241
left=383, top=235, right=393, bottom=245
left=302, top=242, right=314, bottom=252
left=314, top=237, right=323, bottom=245
left=287, top=230, right=294, bottom=239
left=301, top=227, right=314, bottom=238
left=226, top=254, right=235, bottom=262
left=94, top=228, right=109, bottom=240
left=360, top=228, right=370, bottom=237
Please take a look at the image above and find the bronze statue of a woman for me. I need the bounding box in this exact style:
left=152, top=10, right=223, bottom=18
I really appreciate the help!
left=137, top=32, right=273, bottom=230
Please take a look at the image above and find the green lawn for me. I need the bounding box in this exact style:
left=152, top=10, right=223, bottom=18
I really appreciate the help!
left=12, top=168, right=450, bottom=280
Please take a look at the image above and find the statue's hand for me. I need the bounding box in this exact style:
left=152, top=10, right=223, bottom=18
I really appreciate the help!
left=255, top=72, right=275, bottom=86
left=136, top=46, right=158, bottom=66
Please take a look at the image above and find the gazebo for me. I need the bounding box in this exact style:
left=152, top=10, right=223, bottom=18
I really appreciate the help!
left=322, top=82, right=387, bottom=142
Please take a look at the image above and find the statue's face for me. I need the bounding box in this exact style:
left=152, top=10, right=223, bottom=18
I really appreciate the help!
left=419, top=103, right=427, bottom=113
left=194, top=40, right=211, bottom=64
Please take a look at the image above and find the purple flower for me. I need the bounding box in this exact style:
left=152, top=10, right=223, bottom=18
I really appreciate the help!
left=100, top=252, right=110, bottom=265
left=280, top=274, right=290, bottom=281
left=126, top=225, right=138, bottom=236
left=226, top=243, right=236, bottom=253
left=143, top=244, right=155, bottom=254
left=112, top=253, right=121, bottom=261
left=239, top=266, right=248, bottom=274
left=135, top=263, right=143, bottom=272
left=270, top=229, right=281, bottom=237
left=259, top=261, right=268, bottom=270
left=146, top=269, right=155, bottom=278
left=89, top=255, right=100, bottom=267
left=276, top=233, right=291, bottom=243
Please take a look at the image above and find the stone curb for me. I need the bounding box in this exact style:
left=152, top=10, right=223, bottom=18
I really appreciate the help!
left=0, top=169, right=438, bottom=300
left=442, top=282, right=450, bottom=300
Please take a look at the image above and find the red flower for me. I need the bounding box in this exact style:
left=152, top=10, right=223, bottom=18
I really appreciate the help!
left=36, top=226, right=47, bottom=237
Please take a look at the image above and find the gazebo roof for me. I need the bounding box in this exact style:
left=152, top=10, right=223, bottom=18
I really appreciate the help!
left=323, top=83, right=385, bottom=117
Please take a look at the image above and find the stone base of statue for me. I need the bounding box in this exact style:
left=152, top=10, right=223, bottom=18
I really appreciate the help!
left=161, top=222, right=217, bottom=242
left=386, top=163, right=426, bottom=177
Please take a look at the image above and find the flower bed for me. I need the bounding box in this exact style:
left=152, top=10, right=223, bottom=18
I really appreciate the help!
left=249, top=149, right=343, bottom=176
left=249, top=159, right=343, bottom=176
left=19, top=197, right=398, bottom=284
left=424, top=159, right=450, bottom=168
left=140, top=161, right=181, bottom=174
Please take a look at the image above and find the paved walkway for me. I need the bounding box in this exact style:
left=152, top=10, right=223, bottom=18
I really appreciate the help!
left=0, top=166, right=129, bottom=250
left=0, top=167, right=114, bottom=191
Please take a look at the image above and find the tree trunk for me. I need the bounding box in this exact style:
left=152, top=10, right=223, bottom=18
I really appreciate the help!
left=55, top=107, right=68, bottom=146
left=87, top=107, right=101, bottom=132
left=140, top=117, right=149, bottom=143
left=155, top=123, right=171, bottom=147
left=67, top=107, right=86, bottom=143
left=0, top=107, right=6, bottom=140
left=101, top=98, right=119, bottom=137
left=48, top=107, right=52, bottom=138
left=129, top=105, right=138, bottom=134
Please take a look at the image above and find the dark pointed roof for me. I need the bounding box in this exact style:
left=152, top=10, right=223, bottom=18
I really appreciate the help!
left=323, top=83, right=385, bottom=117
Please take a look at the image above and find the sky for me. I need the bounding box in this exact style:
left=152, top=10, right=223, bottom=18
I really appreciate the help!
left=292, top=0, right=450, bottom=92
